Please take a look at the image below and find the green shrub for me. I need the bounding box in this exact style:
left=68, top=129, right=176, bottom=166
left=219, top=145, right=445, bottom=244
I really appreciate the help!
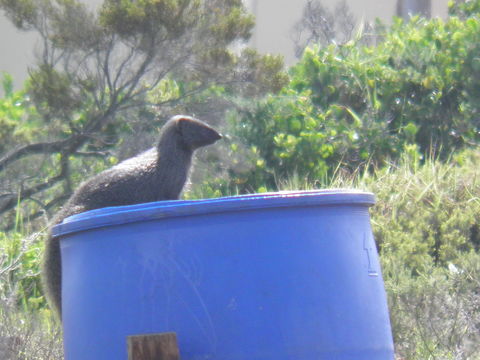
left=449, top=0, right=480, bottom=18
left=224, top=13, right=480, bottom=192
left=384, top=252, right=480, bottom=359
left=0, top=73, right=41, bottom=154
left=327, top=148, right=480, bottom=359
left=256, top=147, right=480, bottom=359
left=0, top=231, right=44, bottom=311
left=0, top=228, right=63, bottom=359
left=323, top=148, right=480, bottom=274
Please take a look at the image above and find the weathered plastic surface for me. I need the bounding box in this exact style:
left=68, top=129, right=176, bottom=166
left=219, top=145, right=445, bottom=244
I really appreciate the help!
left=54, top=190, right=394, bottom=360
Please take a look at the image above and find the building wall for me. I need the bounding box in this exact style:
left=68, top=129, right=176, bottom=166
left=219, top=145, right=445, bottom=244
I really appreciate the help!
left=0, top=17, right=37, bottom=89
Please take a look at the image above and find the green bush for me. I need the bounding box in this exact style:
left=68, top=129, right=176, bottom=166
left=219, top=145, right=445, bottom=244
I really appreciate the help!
left=364, top=150, right=480, bottom=358
left=449, top=0, right=480, bottom=18
left=322, top=148, right=480, bottom=275
left=384, top=252, right=480, bottom=359
left=224, top=13, right=480, bottom=192
left=277, top=148, right=480, bottom=359
left=0, top=231, right=44, bottom=312
left=369, top=152, right=480, bottom=273
left=0, top=229, right=63, bottom=359
left=0, top=73, right=41, bottom=154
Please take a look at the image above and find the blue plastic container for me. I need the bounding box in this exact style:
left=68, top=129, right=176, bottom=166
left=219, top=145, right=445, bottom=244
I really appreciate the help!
left=53, top=190, right=394, bottom=360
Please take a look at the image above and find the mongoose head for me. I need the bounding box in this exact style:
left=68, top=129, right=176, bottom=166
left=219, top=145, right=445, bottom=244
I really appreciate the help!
left=164, top=115, right=222, bottom=151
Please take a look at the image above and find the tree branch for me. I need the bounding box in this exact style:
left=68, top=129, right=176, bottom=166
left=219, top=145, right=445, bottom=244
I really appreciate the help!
left=0, top=173, right=64, bottom=215
left=0, top=141, right=66, bottom=171
left=74, top=150, right=112, bottom=158
left=112, top=44, right=138, bottom=92
left=0, top=152, right=72, bottom=216
left=2, top=193, right=70, bottom=231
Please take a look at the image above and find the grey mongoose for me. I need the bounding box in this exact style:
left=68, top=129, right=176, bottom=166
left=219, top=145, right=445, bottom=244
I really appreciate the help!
left=42, top=115, right=222, bottom=319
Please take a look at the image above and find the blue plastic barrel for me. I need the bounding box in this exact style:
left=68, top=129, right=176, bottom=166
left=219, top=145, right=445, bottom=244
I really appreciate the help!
left=53, top=190, right=394, bottom=359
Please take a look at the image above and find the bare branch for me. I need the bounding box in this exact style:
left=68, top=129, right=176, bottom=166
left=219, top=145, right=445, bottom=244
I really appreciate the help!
left=0, top=152, right=72, bottom=216
left=103, top=37, right=115, bottom=93
left=112, top=44, right=138, bottom=92
left=0, top=141, right=66, bottom=171
left=118, top=42, right=157, bottom=100
left=0, top=174, right=63, bottom=215
left=74, top=150, right=112, bottom=158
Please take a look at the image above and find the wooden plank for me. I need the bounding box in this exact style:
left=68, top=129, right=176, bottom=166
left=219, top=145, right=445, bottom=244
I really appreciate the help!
left=127, top=332, right=180, bottom=360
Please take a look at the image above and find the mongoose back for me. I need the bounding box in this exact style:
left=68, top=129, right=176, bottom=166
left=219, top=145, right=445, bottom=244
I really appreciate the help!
left=42, top=115, right=221, bottom=319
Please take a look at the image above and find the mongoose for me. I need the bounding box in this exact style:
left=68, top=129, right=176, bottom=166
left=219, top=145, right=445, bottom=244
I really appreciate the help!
left=42, top=115, right=221, bottom=320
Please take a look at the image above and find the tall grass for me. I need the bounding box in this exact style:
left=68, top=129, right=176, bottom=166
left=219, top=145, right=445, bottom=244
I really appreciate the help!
left=0, top=228, right=63, bottom=359
left=279, top=149, right=480, bottom=359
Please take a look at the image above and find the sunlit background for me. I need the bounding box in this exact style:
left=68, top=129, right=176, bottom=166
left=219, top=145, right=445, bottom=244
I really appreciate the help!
left=1, top=0, right=449, bottom=88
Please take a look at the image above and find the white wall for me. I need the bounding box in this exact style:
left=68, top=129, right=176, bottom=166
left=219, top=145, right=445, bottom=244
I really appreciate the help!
left=0, top=19, right=37, bottom=89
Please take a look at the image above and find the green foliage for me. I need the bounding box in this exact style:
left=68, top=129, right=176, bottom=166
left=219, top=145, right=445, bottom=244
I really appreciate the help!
left=29, top=64, right=81, bottom=121
left=0, top=73, right=41, bottom=153
left=101, top=0, right=201, bottom=38
left=229, top=86, right=398, bottom=191
left=378, top=16, right=480, bottom=154
left=99, top=0, right=254, bottom=58
left=367, top=150, right=480, bottom=274
left=265, top=147, right=480, bottom=278
left=366, top=151, right=480, bottom=359
left=270, top=147, right=480, bottom=359
left=229, top=49, right=289, bottom=97
left=100, top=0, right=253, bottom=44
left=225, top=14, right=480, bottom=192
left=448, top=0, right=480, bottom=18
left=0, top=233, right=44, bottom=311
left=384, top=252, right=480, bottom=359
left=0, top=0, right=38, bottom=30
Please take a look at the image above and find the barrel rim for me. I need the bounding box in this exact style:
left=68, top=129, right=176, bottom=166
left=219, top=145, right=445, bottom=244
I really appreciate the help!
left=52, top=189, right=375, bottom=238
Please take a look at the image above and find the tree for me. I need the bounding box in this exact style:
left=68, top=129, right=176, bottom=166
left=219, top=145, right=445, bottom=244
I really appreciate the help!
left=0, top=0, right=287, bottom=229
left=396, top=0, right=431, bottom=20
left=291, top=0, right=382, bottom=59
left=292, top=0, right=358, bottom=58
